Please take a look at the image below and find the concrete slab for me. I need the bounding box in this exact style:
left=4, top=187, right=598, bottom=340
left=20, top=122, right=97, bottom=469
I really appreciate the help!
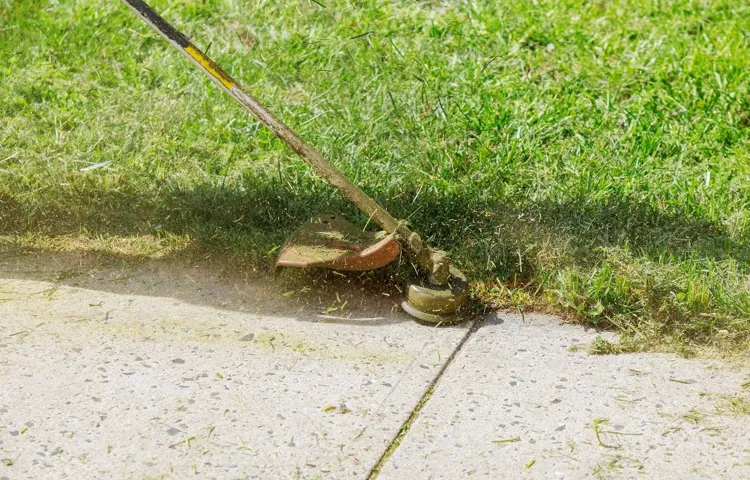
left=380, top=314, right=750, bottom=479
left=0, top=255, right=468, bottom=479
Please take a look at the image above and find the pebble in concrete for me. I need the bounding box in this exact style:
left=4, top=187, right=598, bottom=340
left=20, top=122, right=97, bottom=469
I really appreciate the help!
left=379, top=314, right=750, bottom=479
left=0, top=263, right=468, bottom=480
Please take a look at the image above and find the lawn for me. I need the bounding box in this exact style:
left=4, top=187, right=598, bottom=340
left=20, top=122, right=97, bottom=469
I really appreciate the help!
left=1, top=0, right=748, bottom=352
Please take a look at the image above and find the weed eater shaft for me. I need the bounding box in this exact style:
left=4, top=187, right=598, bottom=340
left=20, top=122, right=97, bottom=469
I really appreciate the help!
left=120, top=0, right=452, bottom=284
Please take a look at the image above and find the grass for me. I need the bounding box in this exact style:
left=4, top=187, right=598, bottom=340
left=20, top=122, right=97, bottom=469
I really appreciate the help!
left=588, top=336, right=638, bottom=355
left=716, top=393, right=750, bottom=415
left=1, top=0, right=749, bottom=352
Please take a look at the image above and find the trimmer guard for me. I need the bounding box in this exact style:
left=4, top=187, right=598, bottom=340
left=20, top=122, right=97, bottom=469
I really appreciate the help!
left=277, top=216, right=401, bottom=271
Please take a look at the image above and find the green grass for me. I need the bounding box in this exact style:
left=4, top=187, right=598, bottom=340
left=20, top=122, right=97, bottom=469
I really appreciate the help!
left=1, top=0, right=749, bottom=351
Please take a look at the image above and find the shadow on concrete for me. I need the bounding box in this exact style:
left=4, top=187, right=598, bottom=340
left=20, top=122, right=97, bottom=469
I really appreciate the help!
left=0, top=247, right=433, bottom=328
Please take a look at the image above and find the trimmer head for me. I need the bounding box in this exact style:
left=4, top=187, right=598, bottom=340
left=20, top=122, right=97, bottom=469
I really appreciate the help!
left=277, top=216, right=468, bottom=323
left=401, top=266, right=469, bottom=324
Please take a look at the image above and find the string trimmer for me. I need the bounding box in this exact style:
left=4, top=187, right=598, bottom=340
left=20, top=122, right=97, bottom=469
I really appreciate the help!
left=120, top=0, right=468, bottom=323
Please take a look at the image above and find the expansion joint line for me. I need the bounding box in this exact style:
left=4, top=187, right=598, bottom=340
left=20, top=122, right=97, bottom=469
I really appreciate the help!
left=366, top=316, right=484, bottom=479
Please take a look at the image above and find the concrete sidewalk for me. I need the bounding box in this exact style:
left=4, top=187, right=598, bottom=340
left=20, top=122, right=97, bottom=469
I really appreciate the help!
left=1, top=253, right=749, bottom=479
left=379, top=315, right=750, bottom=479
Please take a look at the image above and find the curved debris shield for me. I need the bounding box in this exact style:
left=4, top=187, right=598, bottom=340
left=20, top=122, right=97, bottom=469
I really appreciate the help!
left=276, top=215, right=401, bottom=271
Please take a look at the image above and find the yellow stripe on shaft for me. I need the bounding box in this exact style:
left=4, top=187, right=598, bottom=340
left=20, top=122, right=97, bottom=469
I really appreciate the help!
left=184, top=44, right=235, bottom=89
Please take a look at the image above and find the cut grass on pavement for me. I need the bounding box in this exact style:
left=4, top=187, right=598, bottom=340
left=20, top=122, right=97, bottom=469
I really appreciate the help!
left=1, top=0, right=749, bottom=353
